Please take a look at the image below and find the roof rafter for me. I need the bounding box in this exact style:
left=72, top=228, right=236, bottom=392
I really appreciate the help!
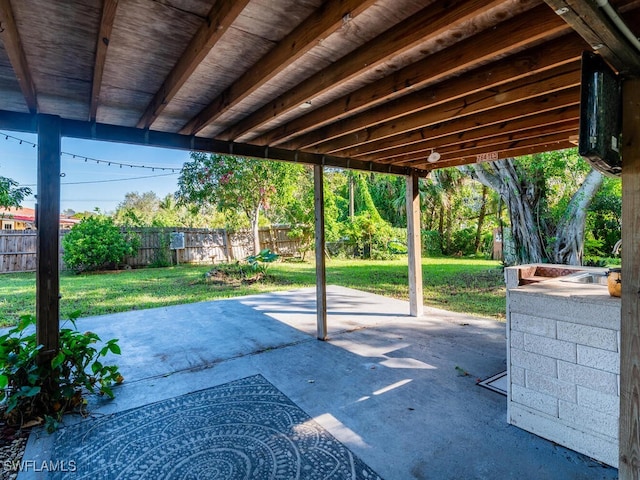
left=217, top=0, right=507, bottom=142
left=370, top=114, right=579, bottom=163
left=383, top=123, right=578, bottom=165
left=331, top=90, right=580, bottom=159
left=310, top=64, right=581, bottom=155
left=420, top=138, right=576, bottom=170
left=0, top=0, right=37, bottom=112
left=283, top=33, right=585, bottom=151
left=90, top=0, right=119, bottom=121
left=178, top=0, right=379, bottom=135
left=252, top=3, right=570, bottom=148
left=136, top=0, right=251, bottom=129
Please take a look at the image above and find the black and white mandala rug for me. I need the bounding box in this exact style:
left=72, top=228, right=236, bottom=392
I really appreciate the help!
left=52, top=374, right=382, bottom=480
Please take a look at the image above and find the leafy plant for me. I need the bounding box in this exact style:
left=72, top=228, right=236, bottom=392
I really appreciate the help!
left=62, top=216, right=139, bottom=273
left=0, top=312, right=123, bottom=431
left=246, top=249, right=279, bottom=274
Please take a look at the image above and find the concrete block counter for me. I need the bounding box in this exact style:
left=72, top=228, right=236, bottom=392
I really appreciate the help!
left=505, top=264, right=620, bottom=467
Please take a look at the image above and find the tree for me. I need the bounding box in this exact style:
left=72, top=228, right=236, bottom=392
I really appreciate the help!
left=177, top=154, right=304, bottom=254
left=460, top=149, right=603, bottom=265
left=0, top=174, right=31, bottom=209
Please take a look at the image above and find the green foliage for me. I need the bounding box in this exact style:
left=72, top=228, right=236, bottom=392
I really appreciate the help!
left=62, top=216, right=139, bottom=273
left=177, top=154, right=304, bottom=230
left=344, top=211, right=394, bottom=259
left=422, top=230, right=443, bottom=256
left=149, top=230, right=172, bottom=268
left=0, top=174, right=31, bottom=209
left=586, top=176, right=621, bottom=256
left=245, top=249, right=278, bottom=274
left=0, top=312, right=122, bottom=431
left=450, top=227, right=478, bottom=256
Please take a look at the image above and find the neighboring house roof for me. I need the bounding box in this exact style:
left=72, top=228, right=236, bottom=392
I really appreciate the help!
left=0, top=207, right=80, bottom=227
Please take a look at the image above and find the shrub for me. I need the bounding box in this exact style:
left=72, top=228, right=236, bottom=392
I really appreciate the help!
left=422, top=230, right=442, bottom=256
left=0, top=313, right=122, bottom=432
left=63, top=216, right=139, bottom=273
left=245, top=249, right=278, bottom=275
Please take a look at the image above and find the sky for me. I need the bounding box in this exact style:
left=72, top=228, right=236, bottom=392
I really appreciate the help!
left=0, top=130, right=193, bottom=214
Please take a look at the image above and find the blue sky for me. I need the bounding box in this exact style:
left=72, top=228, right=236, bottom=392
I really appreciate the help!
left=0, top=131, right=192, bottom=214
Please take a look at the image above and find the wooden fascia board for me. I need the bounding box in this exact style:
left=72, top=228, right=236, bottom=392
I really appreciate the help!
left=177, top=0, right=379, bottom=135
left=90, top=0, right=118, bottom=121
left=285, top=34, right=585, bottom=151
left=312, top=64, right=581, bottom=155
left=325, top=92, right=580, bottom=159
left=250, top=3, right=570, bottom=148
left=370, top=116, right=579, bottom=164
left=216, top=0, right=507, bottom=142
left=136, top=0, right=251, bottom=129
left=0, top=0, right=37, bottom=112
left=421, top=141, right=576, bottom=171
left=544, top=0, right=640, bottom=74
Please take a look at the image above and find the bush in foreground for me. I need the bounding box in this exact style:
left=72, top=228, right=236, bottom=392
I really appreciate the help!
left=0, top=313, right=122, bottom=432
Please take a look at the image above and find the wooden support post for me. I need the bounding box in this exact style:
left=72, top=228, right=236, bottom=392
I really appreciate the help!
left=406, top=173, right=423, bottom=317
left=36, top=115, right=61, bottom=361
left=314, top=164, right=327, bottom=340
left=620, top=77, right=640, bottom=478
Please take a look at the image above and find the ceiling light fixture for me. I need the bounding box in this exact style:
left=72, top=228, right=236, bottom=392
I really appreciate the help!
left=300, top=101, right=312, bottom=109
left=427, top=149, right=440, bottom=163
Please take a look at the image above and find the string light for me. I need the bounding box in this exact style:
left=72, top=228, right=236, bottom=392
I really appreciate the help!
left=0, top=131, right=181, bottom=173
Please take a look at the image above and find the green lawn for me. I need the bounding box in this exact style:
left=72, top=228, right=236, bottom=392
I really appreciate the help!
left=0, top=257, right=505, bottom=327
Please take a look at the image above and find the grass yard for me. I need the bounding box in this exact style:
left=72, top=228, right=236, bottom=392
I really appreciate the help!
left=0, top=257, right=505, bottom=327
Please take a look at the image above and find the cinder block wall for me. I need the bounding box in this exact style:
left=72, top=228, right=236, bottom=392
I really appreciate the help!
left=505, top=269, right=620, bottom=467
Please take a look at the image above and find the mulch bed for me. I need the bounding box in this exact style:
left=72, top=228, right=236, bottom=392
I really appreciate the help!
left=0, top=418, right=29, bottom=480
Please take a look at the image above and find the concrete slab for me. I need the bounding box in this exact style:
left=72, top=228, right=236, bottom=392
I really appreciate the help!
left=19, top=286, right=617, bottom=479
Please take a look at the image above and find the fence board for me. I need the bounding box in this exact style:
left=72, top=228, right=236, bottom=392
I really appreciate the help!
left=0, top=226, right=299, bottom=273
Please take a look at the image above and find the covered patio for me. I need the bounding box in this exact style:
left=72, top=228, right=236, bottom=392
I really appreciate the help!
left=1, top=0, right=640, bottom=477
left=21, top=287, right=616, bottom=479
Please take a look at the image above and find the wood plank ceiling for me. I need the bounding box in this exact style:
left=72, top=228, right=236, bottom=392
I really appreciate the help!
left=0, top=0, right=639, bottom=174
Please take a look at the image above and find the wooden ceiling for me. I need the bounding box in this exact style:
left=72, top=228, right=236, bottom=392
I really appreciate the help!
left=0, top=0, right=639, bottom=175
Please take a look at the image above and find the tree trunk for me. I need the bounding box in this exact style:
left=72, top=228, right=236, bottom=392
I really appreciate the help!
left=461, top=161, right=604, bottom=266
left=251, top=206, right=261, bottom=255
left=552, top=168, right=604, bottom=265
left=475, top=185, right=488, bottom=253
left=461, top=160, right=547, bottom=264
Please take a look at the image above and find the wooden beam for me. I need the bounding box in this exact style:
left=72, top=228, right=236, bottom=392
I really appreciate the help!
left=406, top=173, right=423, bottom=317
left=0, top=0, right=37, bottom=112
left=90, top=0, right=118, bottom=121
left=330, top=89, right=580, bottom=159
left=178, top=0, right=378, bottom=135
left=36, top=115, right=61, bottom=361
left=314, top=65, right=581, bottom=155
left=619, top=76, right=640, bottom=479
left=372, top=120, right=578, bottom=164
left=370, top=112, right=580, bottom=162
left=420, top=141, right=576, bottom=171
left=136, top=0, right=250, bottom=129
left=394, top=131, right=575, bottom=166
left=286, top=35, right=585, bottom=151
left=219, top=0, right=510, bottom=142
left=314, top=164, right=327, bottom=340
left=137, top=0, right=250, bottom=128
left=253, top=3, right=570, bottom=147
left=544, top=0, right=640, bottom=74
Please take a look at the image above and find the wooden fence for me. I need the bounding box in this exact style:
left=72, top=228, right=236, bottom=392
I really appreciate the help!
left=0, top=226, right=300, bottom=274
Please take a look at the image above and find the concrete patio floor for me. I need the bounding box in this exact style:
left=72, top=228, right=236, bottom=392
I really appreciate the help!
left=21, top=286, right=617, bottom=479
